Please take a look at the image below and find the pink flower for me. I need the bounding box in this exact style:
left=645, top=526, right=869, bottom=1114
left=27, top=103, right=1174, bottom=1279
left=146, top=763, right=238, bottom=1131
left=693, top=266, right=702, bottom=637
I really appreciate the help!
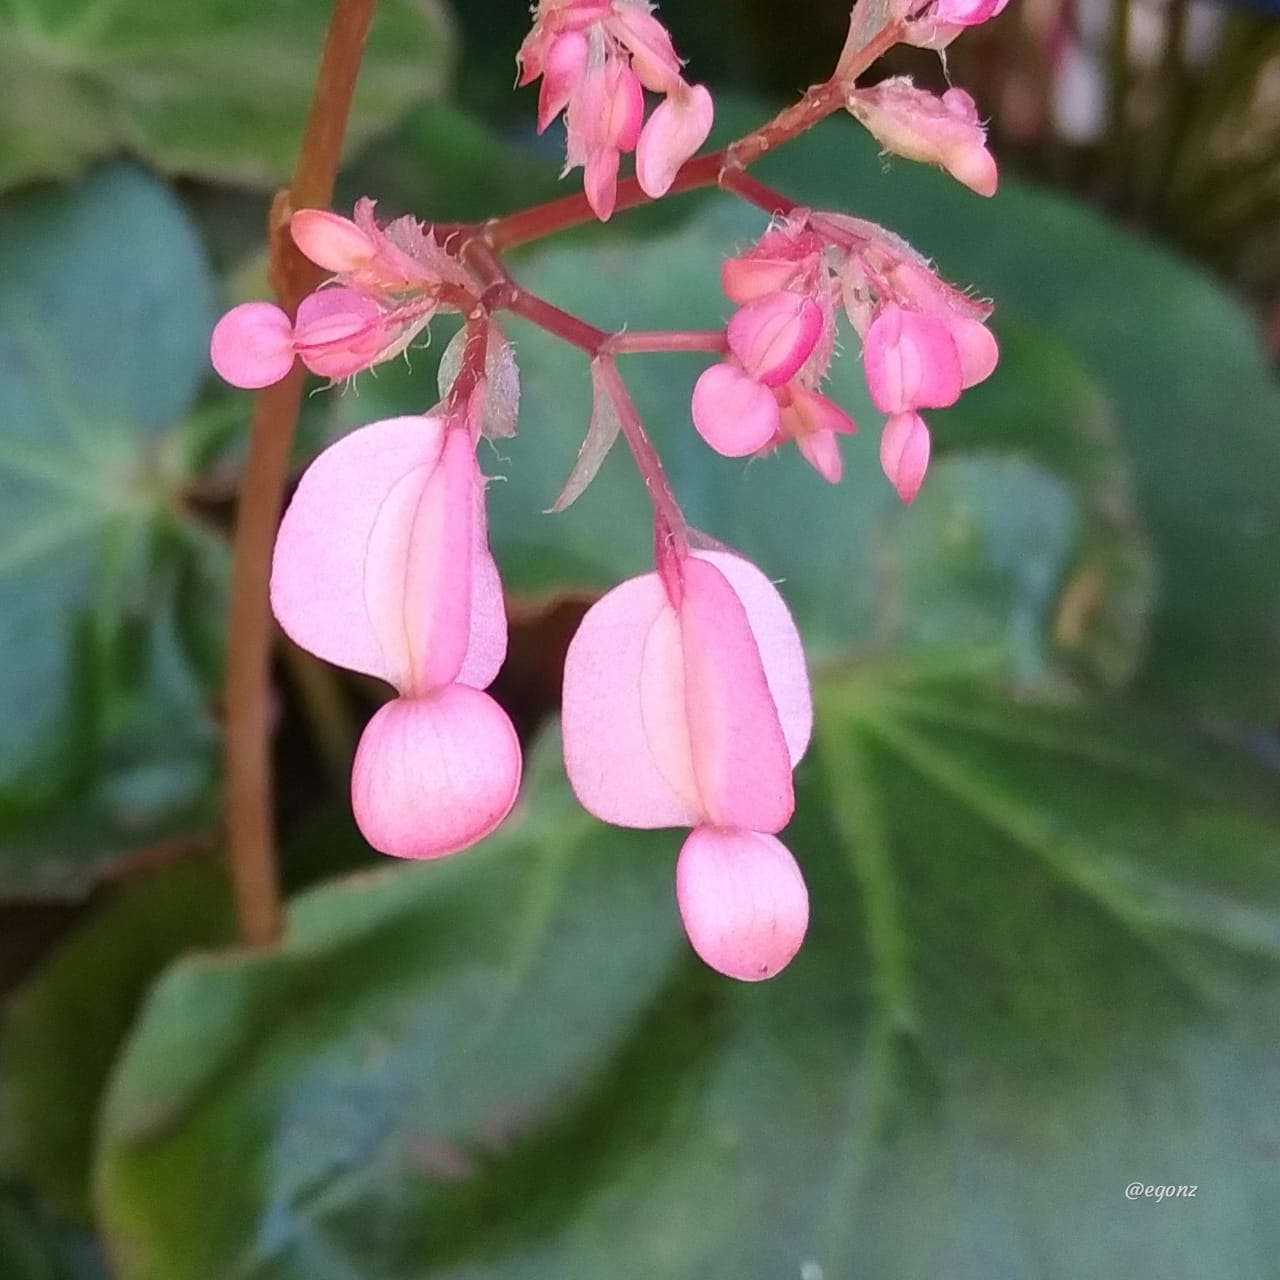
left=847, top=79, right=998, bottom=198
left=271, top=416, right=520, bottom=858
left=862, top=301, right=966, bottom=414
left=562, top=548, right=812, bottom=980
left=518, top=0, right=714, bottom=219
left=905, top=0, right=1010, bottom=49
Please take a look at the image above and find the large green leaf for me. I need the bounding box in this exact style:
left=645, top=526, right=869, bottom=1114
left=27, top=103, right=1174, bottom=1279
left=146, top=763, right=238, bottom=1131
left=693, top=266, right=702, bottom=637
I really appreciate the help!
left=0, top=0, right=453, bottom=190
left=0, top=861, right=234, bottom=1220
left=96, top=706, right=1280, bottom=1279
left=0, top=166, right=226, bottom=894
left=746, top=115, right=1280, bottom=718
left=330, top=205, right=1149, bottom=689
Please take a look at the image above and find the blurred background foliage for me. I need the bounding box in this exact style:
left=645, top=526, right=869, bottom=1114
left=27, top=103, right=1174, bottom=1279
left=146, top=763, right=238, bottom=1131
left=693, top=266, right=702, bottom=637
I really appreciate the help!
left=1, top=0, right=1279, bottom=1277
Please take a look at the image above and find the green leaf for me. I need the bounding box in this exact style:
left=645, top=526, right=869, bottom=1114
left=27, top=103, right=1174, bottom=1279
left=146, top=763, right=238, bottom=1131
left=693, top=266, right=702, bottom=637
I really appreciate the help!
left=0, top=166, right=226, bottom=894
left=748, top=114, right=1280, bottom=718
left=0, top=0, right=454, bottom=190
left=1, top=860, right=234, bottom=1220
left=96, top=706, right=1280, bottom=1279
left=330, top=205, right=1149, bottom=687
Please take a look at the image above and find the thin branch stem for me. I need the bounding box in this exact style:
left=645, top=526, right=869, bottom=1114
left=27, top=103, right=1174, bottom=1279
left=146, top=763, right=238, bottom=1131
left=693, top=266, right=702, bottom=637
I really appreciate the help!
left=606, top=330, right=727, bottom=356
left=224, top=0, right=379, bottom=949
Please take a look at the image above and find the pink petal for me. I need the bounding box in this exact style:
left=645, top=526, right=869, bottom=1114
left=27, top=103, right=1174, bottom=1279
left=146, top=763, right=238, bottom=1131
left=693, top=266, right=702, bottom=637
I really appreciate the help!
left=209, top=302, right=295, bottom=389
left=863, top=303, right=964, bottom=413
left=457, top=474, right=508, bottom=690
left=796, top=429, right=843, bottom=483
left=691, top=363, right=779, bottom=457
left=537, top=31, right=589, bottom=132
left=676, top=827, right=809, bottom=981
left=721, top=255, right=803, bottom=305
left=290, top=210, right=374, bottom=273
left=271, top=416, right=445, bottom=684
left=583, top=146, right=621, bottom=222
left=605, top=61, right=645, bottom=151
left=607, top=5, right=683, bottom=93
left=635, top=84, right=714, bottom=199
left=693, top=551, right=812, bottom=767
left=678, top=556, right=795, bottom=833
left=880, top=411, right=931, bottom=504
left=351, top=689, right=521, bottom=859
left=726, top=294, right=822, bottom=388
left=292, top=288, right=390, bottom=379
left=562, top=574, right=702, bottom=829
left=361, top=427, right=477, bottom=695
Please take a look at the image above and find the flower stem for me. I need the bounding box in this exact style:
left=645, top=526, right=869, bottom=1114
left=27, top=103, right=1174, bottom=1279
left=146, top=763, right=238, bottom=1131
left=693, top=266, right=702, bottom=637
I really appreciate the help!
left=224, top=0, right=379, bottom=949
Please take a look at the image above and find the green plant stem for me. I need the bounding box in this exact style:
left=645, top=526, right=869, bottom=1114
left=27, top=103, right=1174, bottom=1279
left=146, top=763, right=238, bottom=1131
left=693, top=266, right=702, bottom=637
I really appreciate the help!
left=224, top=0, right=379, bottom=949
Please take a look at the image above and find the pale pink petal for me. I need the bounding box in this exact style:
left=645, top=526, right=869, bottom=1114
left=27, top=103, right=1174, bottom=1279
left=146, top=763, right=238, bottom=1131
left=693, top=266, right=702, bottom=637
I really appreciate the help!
left=863, top=303, right=963, bottom=412
left=292, top=288, right=390, bottom=379
left=635, top=84, right=714, bottom=198
left=638, top=605, right=704, bottom=814
left=362, top=427, right=476, bottom=695
left=880, top=411, right=932, bottom=504
left=605, top=61, right=645, bottom=151
left=351, top=689, right=521, bottom=859
left=693, top=551, right=812, bottom=767
left=777, top=384, right=857, bottom=438
left=691, top=363, right=779, bottom=457
left=679, top=556, right=794, bottom=832
left=290, top=210, right=375, bottom=273
left=676, top=827, right=809, bottom=981
left=727, top=293, right=822, bottom=388
left=562, top=574, right=702, bottom=829
left=210, top=302, right=295, bottom=389
left=270, top=416, right=445, bottom=684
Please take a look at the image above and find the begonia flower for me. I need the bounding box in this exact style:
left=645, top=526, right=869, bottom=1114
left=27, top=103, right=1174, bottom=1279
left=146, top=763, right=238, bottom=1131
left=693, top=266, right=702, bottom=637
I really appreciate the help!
left=271, top=415, right=520, bottom=858
left=562, top=548, right=813, bottom=980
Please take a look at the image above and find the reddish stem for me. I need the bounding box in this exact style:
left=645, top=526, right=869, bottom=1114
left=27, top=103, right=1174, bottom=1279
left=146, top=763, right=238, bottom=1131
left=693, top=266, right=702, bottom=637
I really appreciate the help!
left=224, top=0, right=378, bottom=950
left=606, top=331, right=728, bottom=356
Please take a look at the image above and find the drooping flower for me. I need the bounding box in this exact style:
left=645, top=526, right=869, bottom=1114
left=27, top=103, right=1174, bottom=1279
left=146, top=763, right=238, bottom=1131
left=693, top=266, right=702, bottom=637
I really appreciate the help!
left=518, top=0, right=714, bottom=219
left=271, top=415, right=521, bottom=858
left=562, top=547, right=813, bottom=980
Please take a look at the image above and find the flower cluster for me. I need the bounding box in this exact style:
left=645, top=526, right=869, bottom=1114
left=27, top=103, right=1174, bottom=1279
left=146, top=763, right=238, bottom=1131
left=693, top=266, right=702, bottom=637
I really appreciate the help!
left=210, top=201, right=475, bottom=391
left=694, top=209, right=998, bottom=502
left=212, top=0, right=1011, bottom=981
left=517, top=0, right=714, bottom=219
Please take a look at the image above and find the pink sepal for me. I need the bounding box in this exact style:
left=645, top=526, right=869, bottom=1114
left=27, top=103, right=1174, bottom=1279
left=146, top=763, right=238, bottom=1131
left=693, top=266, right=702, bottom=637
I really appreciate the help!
left=351, top=690, right=521, bottom=859
left=676, top=827, right=809, bottom=981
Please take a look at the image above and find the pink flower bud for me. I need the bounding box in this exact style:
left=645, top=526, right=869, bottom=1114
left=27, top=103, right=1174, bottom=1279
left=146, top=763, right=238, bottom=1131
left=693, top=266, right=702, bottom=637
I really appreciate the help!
left=290, top=210, right=376, bottom=274
left=676, top=827, right=809, bottom=981
left=863, top=302, right=964, bottom=413
left=691, top=362, right=780, bottom=457
left=209, top=301, right=295, bottom=389
left=727, top=293, right=823, bottom=388
left=291, top=289, right=395, bottom=379
left=848, top=78, right=998, bottom=198
left=880, top=410, right=931, bottom=504
left=635, top=83, right=714, bottom=198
